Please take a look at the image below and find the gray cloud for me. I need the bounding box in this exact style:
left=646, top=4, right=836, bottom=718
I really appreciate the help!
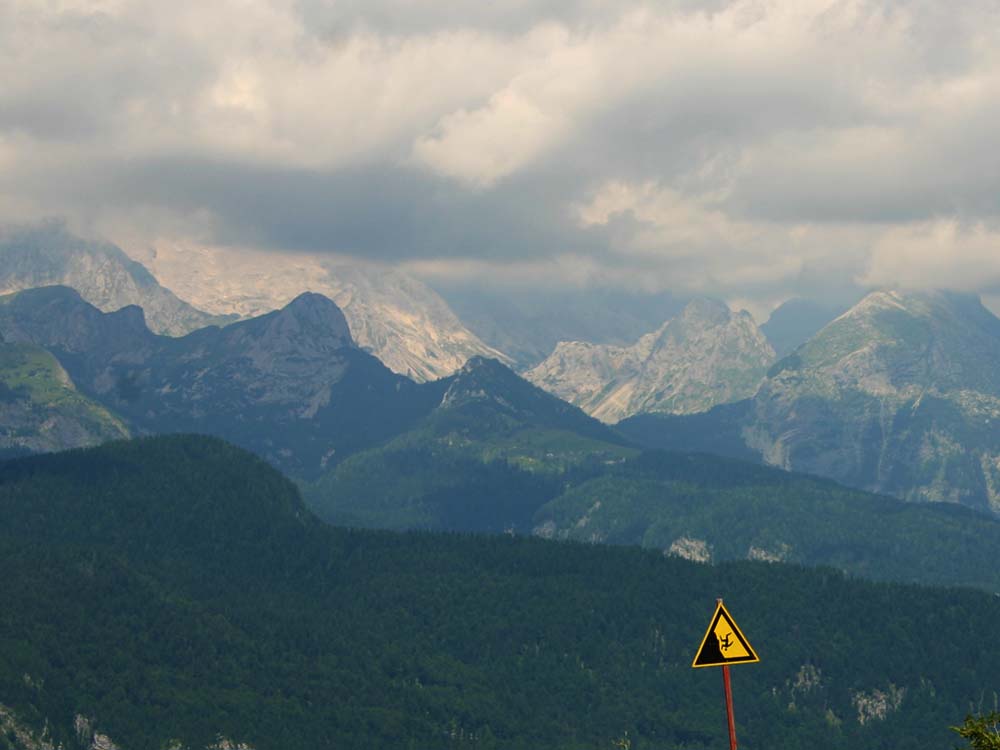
left=3, top=0, right=1000, bottom=315
left=25, top=155, right=609, bottom=263
left=294, top=0, right=734, bottom=37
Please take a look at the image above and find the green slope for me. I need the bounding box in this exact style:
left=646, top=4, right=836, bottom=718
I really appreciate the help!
left=0, top=436, right=997, bottom=750
left=305, top=357, right=635, bottom=531
left=306, top=367, right=1000, bottom=594
left=0, top=341, right=128, bottom=453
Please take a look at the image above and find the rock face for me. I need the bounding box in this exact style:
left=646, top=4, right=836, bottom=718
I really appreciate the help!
left=129, top=242, right=508, bottom=381
left=1, top=703, right=59, bottom=750
left=745, top=289, right=1000, bottom=513
left=526, top=299, right=776, bottom=423
left=0, top=223, right=232, bottom=336
left=0, top=287, right=440, bottom=477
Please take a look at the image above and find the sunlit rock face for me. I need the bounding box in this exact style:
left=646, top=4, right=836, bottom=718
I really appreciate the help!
left=744, top=289, right=1000, bottom=513
left=526, top=298, right=775, bottom=423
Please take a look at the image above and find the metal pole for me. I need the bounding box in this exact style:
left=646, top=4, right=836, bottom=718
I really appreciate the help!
left=722, top=664, right=738, bottom=750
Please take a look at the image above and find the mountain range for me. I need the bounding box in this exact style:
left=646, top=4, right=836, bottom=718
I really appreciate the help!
left=0, top=286, right=620, bottom=483
left=305, top=355, right=634, bottom=532
left=9, top=223, right=1000, bottom=521
left=3, top=224, right=510, bottom=382
left=129, top=240, right=507, bottom=381
left=0, top=285, right=441, bottom=477
left=622, top=289, right=1000, bottom=515
left=10, top=283, right=1000, bottom=592
left=303, top=356, right=1000, bottom=592
left=526, top=298, right=776, bottom=422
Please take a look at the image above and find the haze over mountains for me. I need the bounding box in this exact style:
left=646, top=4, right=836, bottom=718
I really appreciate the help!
left=10, top=270, right=1000, bottom=588
left=3, top=225, right=506, bottom=382
left=6, top=1, right=1000, bottom=746
left=0, top=224, right=233, bottom=336
left=8, top=223, right=1000, bottom=522
left=761, top=297, right=852, bottom=358
left=440, top=286, right=688, bottom=368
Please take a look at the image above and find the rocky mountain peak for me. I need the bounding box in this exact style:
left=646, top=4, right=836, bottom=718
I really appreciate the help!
left=526, top=299, right=775, bottom=423
left=214, top=293, right=356, bottom=378
left=433, top=355, right=621, bottom=443
left=456, top=355, right=512, bottom=378
left=278, top=292, right=354, bottom=342
left=677, top=297, right=732, bottom=326
left=441, top=357, right=525, bottom=407
left=740, top=287, right=1000, bottom=512
left=0, top=286, right=152, bottom=354
left=785, top=287, right=1000, bottom=396
left=831, top=288, right=987, bottom=326
left=643, top=297, right=760, bottom=355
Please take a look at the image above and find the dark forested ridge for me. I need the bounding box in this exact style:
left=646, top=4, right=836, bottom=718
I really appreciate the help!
left=0, top=435, right=997, bottom=749
left=531, top=450, right=1000, bottom=592
left=308, top=430, right=1000, bottom=592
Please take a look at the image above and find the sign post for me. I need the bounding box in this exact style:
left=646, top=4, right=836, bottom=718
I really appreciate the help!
left=722, top=664, right=737, bottom=750
left=692, top=599, right=759, bottom=750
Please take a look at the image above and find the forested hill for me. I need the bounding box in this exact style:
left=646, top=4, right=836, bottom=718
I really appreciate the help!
left=0, top=435, right=997, bottom=750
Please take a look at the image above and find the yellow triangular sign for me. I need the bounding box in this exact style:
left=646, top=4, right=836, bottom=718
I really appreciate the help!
left=692, top=601, right=760, bottom=668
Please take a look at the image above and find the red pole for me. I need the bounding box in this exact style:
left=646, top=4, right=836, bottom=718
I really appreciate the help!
left=722, top=664, right=738, bottom=750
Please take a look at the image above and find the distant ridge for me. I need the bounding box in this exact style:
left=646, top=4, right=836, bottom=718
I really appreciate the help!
left=526, top=298, right=775, bottom=422
left=0, top=222, right=234, bottom=335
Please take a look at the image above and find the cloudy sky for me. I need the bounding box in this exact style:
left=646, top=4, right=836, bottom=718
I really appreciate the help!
left=3, top=0, right=1000, bottom=316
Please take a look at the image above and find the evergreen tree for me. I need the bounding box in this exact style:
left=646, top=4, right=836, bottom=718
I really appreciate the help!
left=953, top=713, right=1000, bottom=749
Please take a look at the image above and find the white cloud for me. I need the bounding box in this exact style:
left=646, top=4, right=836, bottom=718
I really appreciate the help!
left=411, top=85, right=566, bottom=187
left=861, top=221, right=1000, bottom=292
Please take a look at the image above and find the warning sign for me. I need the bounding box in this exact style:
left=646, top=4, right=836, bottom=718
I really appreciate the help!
left=692, top=601, right=759, bottom=668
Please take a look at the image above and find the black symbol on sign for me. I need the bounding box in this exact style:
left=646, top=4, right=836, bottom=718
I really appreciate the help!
left=719, top=633, right=733, bottom=651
